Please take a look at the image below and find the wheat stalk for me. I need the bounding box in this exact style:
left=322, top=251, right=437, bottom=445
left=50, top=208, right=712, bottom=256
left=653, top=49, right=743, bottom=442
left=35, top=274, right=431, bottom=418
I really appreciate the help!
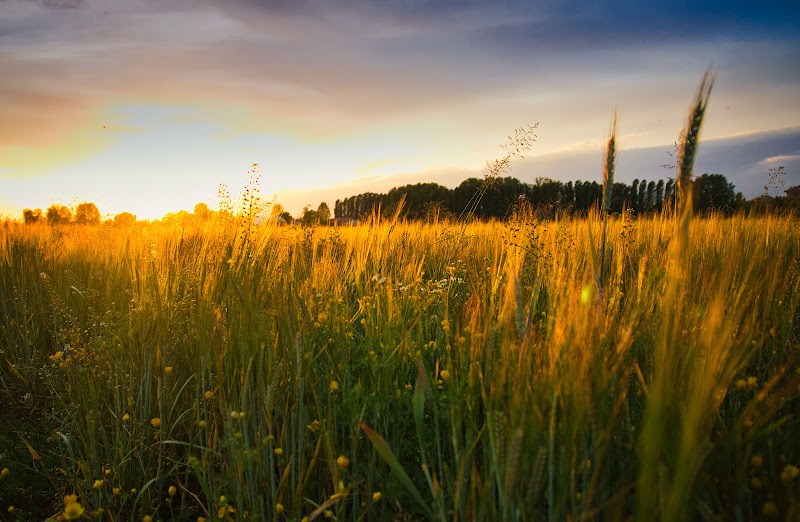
left=676, top=70, right=715, bottom=242
left=599, top=109, right=618, bottom=292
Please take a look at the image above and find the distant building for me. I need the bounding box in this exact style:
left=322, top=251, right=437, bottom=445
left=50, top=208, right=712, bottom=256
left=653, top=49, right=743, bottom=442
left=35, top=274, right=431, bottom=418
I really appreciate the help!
left=785, top=185, right=800, bottom=201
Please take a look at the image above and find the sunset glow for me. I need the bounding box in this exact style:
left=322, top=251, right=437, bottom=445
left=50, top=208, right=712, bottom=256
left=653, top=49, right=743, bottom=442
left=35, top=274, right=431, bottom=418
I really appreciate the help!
left=1, top=0, right=799, bottom=220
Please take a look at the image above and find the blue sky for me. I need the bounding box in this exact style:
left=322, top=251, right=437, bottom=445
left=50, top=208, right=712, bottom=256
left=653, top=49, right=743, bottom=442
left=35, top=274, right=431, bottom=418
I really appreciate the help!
left=1, top=0, right=798, bottom=219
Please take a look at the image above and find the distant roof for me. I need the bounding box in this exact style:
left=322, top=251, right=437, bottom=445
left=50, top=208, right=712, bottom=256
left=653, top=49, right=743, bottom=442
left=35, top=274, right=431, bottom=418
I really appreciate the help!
left=785, top=185, right=800, bottom=195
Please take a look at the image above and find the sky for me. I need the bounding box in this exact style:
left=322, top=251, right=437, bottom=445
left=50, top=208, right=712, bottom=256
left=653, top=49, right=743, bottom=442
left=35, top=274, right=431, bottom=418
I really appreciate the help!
left=1, top=0, right=799, bottom=220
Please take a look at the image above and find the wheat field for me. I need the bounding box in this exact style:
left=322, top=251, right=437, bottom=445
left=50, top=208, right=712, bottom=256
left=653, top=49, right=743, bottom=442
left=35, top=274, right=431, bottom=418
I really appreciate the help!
left=0, top=206, right=798, bottom=521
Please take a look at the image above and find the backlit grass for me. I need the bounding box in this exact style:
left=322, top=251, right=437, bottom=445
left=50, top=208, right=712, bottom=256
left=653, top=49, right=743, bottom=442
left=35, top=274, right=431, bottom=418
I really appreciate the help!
left=0, top=208, right=798, bottom=520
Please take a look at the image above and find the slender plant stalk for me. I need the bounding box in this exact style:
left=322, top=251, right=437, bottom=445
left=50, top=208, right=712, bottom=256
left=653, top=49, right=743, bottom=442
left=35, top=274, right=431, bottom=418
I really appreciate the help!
left=599, top=109, right=618, bottom=294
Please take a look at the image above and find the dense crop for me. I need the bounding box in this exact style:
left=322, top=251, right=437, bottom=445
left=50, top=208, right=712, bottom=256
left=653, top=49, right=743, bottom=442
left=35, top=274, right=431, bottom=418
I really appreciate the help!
left=1, top=207, right=798, bottom=520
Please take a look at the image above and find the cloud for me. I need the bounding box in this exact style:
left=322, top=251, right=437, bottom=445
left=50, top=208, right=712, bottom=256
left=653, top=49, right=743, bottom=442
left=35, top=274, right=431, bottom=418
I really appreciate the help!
left=760, top=154, right=800, bottom=164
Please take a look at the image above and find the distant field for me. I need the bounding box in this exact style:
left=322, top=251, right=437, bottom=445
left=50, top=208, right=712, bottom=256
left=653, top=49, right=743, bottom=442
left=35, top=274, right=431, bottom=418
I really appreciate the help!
left=0, top=211, right=798, bottom=521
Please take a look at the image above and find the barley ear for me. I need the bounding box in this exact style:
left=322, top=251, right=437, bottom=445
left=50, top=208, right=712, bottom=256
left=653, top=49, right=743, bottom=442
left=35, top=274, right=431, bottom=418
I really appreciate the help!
left=602, top=109, right=618, bottom=215
left=599, top=109, right=617, bottom=292
left=677, top=70, right=715, bottom=235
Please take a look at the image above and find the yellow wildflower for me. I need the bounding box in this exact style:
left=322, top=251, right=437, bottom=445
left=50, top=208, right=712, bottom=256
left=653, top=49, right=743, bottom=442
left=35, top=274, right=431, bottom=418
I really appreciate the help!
left=122, top=413, right=130, bottom=421
left=747, top=376, right=758, bottom=389
left=165, top=366, right=173, bottom=375
left=93, top=479, right=104, bottom=489
left=762, top=502, right=778, bottom=517
left=169, top=485, right=177, bottom=496
left=143, top=516, right=153, bottom=522
left=751, top=454, right=763, bottom=468
left=324, top=509, right=333, bottom=518
left=336, top=455, right=349, bottom=469
left=734, top=379, right=747, bottom=389
left=113, top=487, right=121, bottom=496
left=307, top=420, right=321, bottom=432
left=7, top=506, right=14, bottom=514
left=217, top=506, right=226, bottom=519
left=0, top=468, right=9, bottom=478
left=372, top=491, right=382, bottom=502
left=440, top=370, right=451, bottom=382
left=205, top=390, right=213, bottom=400
left=274, top=448, right=283, bottom=455
left=63, top=501, right=85, bottom=520
left=781, top=464, right=799, bottom=480
left=751, top=477, right=762, bottom=490
left=275, top=503, right=284, bottom=514
left=150, top=418, right=161, bottom=429
left=329, top=380, right=340, bottom=393
left=198, top=518, right=207, bottom=522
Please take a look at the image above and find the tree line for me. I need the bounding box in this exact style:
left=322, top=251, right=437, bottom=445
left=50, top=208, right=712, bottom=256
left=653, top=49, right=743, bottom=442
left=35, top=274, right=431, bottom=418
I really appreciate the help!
left=334, top=173, right=744, bottom=221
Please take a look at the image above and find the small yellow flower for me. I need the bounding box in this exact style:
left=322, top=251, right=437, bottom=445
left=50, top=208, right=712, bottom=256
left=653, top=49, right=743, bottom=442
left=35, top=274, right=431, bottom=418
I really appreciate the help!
left=122, top=413, right=130, bottom=421
left=734, top=379, right=747, bottom=389
left=169, top=485, right=177, bottom=496
left=329, top=380, right=340, bottom=393
left=7, top=506, right=14, bottom=514
left=63, top=501, right=85, bottom=520
left=217, top=507, right=227, bottom=519
left=307, top=420, right=321, bottom=432
left=165, top=366, right=173, bottom=374
left=275, top=503, right=284, bottom=514
left=274, top=448, right=283, bottom=455
left=93, top=479, right=104, bottom=489
left=750, top=476, right=762, bottom=490
left=762, top=502, right=778, bottom=517
left=151, top=417, right=161, bottom=429
left=104, top=468, right=111, bottom=476
left=747, top=376, right=758, bottom=389
left=781, top=464, right=799, bottom=480
left=336, top=455, right=349, bottom=469
left=440, top=370, right=451, bottom=382
left=205, top=390, right=213, bottom=400
left=65, top=494, right=79, bottom=506
left=372, top=491, right=382, bottom=502
left=751, top=454, right=763, bottom=468
left=198, top=420, right=206, bottom=427
left=113, top=487, right=121, bottom=496
left=198, top=518, right=207, bottom=522
left=324, top=509, right=333, bottom=518
left=143, top=516, right=153, bottom=522
left=219, top=495, right=227, bottom=503
left=0, top=467, right=9, bottom=478
left=441, top=320, right=450, bottom=332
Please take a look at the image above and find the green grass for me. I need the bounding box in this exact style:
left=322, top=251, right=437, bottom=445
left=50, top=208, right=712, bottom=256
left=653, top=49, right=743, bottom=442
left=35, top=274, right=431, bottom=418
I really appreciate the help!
left=0, top=209, right=798, bottom=521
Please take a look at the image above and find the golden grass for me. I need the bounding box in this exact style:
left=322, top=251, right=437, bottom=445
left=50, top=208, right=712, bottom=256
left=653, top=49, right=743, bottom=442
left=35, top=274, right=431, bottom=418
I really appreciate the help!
left=0, top=209, right=797, bottom=520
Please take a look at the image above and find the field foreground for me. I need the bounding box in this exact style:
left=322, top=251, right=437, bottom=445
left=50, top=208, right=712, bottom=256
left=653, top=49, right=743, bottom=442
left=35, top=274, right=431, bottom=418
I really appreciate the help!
left=0, top=212, right=798, bottom=521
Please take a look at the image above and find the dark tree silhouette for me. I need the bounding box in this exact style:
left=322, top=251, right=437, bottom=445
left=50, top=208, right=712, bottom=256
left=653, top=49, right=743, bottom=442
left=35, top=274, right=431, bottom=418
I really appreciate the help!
left=74, top=202, right=101, bottom=225
left=22, top=208, right=42, bottom=224
left=46, top=205, right=72, bottom=226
